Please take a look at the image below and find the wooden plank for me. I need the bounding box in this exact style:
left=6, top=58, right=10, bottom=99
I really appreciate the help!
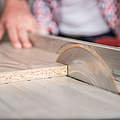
left=30, top=33, right=120, bottom=77
left=0, top=41, right=67, bottom=84
left=0, top=77, right=120, bottom=119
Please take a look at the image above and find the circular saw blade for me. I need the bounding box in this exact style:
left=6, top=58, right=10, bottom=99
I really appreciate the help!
left=57, top=44, right=119, bottom=94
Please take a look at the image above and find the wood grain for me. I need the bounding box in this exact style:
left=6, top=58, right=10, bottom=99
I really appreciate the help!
left=0, top=77, right=120, bottom=119
left=0, top=41, right=67, bottom=83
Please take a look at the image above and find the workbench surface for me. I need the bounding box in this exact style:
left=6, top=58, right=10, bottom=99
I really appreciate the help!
left=0, top=76, right=120, bottom=119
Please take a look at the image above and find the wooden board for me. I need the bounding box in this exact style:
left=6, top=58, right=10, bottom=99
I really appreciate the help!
left=0, top=41, right=67, bottom=84
left=30, top=33, right=120, bottom=76
left=0, top=76, right=120, bottom=119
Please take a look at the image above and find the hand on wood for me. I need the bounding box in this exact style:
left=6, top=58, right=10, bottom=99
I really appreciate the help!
left=0, top=0, right=47, bottom=48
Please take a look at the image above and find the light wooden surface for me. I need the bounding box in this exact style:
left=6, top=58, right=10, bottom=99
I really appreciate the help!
left=0, top=76, right=120, bottom=119
left=0, top=42, right=67, bottom=83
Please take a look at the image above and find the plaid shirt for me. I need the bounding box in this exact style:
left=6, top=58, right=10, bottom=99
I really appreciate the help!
left=32, top=0, right=120, bottom=36
left=32, top=0, right=59, bottom=34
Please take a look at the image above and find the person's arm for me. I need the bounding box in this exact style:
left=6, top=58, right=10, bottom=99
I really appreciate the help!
left=0, top=0, right=45, bottom=48
left=99, top=0, right=120, bottom=36
left=32, top=0, right=58, bottom=35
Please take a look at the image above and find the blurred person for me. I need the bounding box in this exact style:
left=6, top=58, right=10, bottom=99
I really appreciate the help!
left=32, top=0, right=120, bottom=46
left=0, top=0, right=119, bottom=48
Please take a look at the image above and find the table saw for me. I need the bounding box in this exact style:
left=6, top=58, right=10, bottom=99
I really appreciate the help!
left=0, top=34, right=120, bottom=119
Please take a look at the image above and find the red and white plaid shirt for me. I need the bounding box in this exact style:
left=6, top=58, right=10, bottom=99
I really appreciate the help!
left=32, top=0, right=120, bottom=36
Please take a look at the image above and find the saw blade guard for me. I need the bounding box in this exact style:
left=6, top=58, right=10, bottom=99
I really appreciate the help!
left=57, top=44, right=119, bottom=94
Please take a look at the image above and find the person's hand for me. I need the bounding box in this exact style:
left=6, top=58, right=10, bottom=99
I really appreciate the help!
left=0, top=0, right=47, bottom=48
